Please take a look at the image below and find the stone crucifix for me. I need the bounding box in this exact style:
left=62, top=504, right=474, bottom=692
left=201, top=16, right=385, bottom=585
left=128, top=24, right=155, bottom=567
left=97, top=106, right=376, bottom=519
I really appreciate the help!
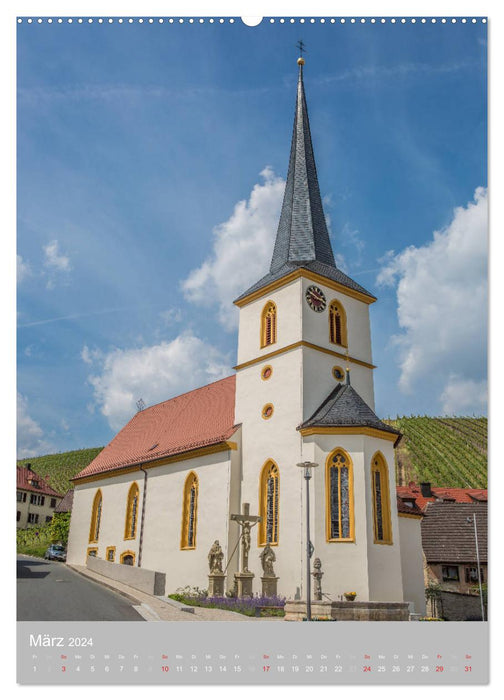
left=230, top=503, right=261, bottom=573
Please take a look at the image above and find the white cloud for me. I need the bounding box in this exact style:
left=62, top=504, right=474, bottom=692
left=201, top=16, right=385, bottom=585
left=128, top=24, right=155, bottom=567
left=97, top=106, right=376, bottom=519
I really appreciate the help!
left=43, top=239, right=72, bottom=288
left=181, top=167, right=285, bottom=330
left=17, top=255, right=31, bottom=283
left=17, top=393, right=53, bottom=458
left=440, top=376, right=488, bottom=415
left=159, top=308, right=183, bottom=326
left=377, top=187, right=487, bottom=413
left=85, top=332, right=231, bottom=431
left=44, top=239, right=71, bottom=271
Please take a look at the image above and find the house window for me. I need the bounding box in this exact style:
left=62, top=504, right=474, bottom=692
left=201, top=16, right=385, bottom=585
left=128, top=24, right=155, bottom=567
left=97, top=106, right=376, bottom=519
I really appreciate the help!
left=106, top=547, right=116, bottom=562
left=326, top=449, right=354, bottom=541
left=89, top=489, right=103, bottom=543
left=261, top=301, right=277, bottom=348
left=465, top=567, right=484, bottom=583
left=87, top=547, right=98, bottom=558
left=124, top=483, right=140, bottom=540
left=181, top=472, right=198, bottom=549
left=17, top=491, right=24, bottom=502
left=442, top=565, right=460, bottom=582
left=258, top=460, right=279, bottom=546
left=28, top=513, right=39, bottom=524
left=329, top=300, right=348, bottom=347
left=50, top=498, right=57, bottom=508
left=17, top=511, right=21, bottom=522
left=120, top=551, right=135, bottom=566
left=371, top=452, right=393, bottom=544
left=30, top=494, right=45, bottom=506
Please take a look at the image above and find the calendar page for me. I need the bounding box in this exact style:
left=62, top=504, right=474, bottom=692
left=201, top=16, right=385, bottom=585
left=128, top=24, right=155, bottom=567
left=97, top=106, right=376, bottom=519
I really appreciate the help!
left=16, top=3, right=489, bottom=687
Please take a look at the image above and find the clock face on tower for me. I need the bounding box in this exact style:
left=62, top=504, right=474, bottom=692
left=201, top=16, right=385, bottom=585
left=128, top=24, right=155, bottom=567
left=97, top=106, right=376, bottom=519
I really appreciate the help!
left=305, top=285, right=327, bottom=312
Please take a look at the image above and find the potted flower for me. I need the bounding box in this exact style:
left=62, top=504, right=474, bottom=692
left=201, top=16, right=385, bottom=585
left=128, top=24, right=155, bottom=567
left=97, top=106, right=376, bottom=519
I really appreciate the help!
left=344, top=591, right=357, bottom=601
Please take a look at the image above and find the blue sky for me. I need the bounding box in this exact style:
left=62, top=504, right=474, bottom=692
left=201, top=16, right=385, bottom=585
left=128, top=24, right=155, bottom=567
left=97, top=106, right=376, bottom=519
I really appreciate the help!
left=17, top=16, right=487, bottom=457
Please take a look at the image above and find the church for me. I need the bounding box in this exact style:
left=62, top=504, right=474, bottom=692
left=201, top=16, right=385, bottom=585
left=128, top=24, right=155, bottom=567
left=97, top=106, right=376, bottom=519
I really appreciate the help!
left=66, top=56, right=425, bottom=617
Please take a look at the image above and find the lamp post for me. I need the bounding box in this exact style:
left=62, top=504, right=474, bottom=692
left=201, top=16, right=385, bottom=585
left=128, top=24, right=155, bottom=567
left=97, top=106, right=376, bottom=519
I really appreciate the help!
left=297, top=461, right=318, bottom=621
left=466, top=513, right=485, bottom=621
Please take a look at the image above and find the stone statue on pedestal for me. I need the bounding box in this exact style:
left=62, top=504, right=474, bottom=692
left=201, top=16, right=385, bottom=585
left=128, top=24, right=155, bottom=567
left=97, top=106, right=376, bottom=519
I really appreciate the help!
left=208, top=540, right=224, bottom=574
left=260, top=544, right=276, bottom=577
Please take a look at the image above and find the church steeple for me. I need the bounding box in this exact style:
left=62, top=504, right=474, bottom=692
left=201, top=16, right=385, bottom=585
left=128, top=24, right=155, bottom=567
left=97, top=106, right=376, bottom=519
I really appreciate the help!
left=270, top=56, right=336, bottom=273
left=234, top=55, right=375, bottom=305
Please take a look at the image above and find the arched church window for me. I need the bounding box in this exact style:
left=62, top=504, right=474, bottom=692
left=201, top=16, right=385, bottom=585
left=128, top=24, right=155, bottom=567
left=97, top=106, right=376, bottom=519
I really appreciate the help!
left=329, top=300, right=348, bottom=347
left=261, top=301, right=277, bottom=348
left=124, top=482, right=140, bottom=540
left=181, top=472, right=198, bottom=550
left=120, top=550, right=135, bottom=566
left=258, top=460, right=279, bottom=546
left=88, top=489, right=102, bottom=543
left=371, top=452, right=393, bottom=544
left=325, top=449, right=354, bottom=542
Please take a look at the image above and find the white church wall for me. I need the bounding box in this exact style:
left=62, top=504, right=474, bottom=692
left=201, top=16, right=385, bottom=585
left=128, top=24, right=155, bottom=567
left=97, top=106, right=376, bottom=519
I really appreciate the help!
left=235, top=346, right=306, bottom=598
left=236, top=278, right=302, bottom=366
left=302, top=347, right=375, bottom=418
left=300, top=278, right=374, bottom=366
left=139, top=449, right=234, bottom=595
left=398, top=514, right=427, bottom=615
left=67, top=469, right=145, bottom=566
left=363, top=437, right=404, bottom=602
left=306, top=434, right=373, bottom=601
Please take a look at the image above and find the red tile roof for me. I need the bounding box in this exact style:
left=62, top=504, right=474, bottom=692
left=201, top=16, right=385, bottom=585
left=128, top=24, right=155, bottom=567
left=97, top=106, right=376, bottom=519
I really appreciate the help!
left=396, top=482, right=487, bottom=512
left=16, top=466, right=63, bottom=497
left=74, top=375, right=238, bottom=480
left=396, top=496, right=424, bottom=517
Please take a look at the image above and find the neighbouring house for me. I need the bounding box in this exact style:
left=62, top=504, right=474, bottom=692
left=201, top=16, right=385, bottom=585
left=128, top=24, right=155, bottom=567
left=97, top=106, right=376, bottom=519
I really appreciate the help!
left=16, top=464, right=63, bottom=529
left=396, top=481, right=487, bottom=512
left=53, top=489, right=74, bottom=515
left=421, top=501, right=487, bottom=620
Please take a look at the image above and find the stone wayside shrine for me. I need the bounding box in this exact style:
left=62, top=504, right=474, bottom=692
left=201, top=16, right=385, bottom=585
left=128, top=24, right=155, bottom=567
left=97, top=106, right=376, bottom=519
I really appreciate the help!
left=66, top=53, right=426, bottom=620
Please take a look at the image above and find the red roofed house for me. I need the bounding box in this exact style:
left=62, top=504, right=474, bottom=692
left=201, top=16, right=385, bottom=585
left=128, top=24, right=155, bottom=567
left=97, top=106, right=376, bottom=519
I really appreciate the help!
left=66, top=58, right=427, bottom=617
left=17, top=464, right=63, bottom=529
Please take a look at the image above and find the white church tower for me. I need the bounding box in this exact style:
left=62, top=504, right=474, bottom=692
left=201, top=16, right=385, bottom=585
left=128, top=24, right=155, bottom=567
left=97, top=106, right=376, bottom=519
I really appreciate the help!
left=234, top=56, right=404, bottom=603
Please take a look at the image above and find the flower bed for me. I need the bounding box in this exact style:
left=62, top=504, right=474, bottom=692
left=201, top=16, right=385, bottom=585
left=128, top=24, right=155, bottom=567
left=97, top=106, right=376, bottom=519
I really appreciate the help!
left=169, top=588, right=286, bottom=617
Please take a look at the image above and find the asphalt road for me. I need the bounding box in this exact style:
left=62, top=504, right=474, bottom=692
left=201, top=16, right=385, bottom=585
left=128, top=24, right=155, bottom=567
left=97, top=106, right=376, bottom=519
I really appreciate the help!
left=17, top=556, right=144, bottom=621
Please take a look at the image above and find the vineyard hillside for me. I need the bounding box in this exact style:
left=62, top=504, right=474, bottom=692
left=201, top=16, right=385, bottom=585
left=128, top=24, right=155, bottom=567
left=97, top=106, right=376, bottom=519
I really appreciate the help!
left=386, top=417, right=487, bottom=489
left=17, top=447, right=103, bottom=495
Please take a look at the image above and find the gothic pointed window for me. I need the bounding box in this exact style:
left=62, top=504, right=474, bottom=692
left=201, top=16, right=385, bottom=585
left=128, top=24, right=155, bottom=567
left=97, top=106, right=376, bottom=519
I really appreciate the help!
left=124, top=482, right=140, bottom=540
left=371, top=452, right=393, bottom=544
left=181, top=472, right=198, bottom=550
left=326, top=449, right=354, bottom=542
left=258, top=460, right=279, bottom=546
left=329, top=300, right=348, bottom=347
left=261, top=301, right=277, bottom=348
left=89, top=489, right=102, bottom=543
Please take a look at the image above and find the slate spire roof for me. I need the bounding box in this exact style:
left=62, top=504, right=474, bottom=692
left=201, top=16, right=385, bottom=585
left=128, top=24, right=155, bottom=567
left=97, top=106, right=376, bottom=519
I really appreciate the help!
left=298, top=377, right=401, bottom=444
left=235, top=59, right=375, bottom=303
left=270, top=60, right=335, bottom=272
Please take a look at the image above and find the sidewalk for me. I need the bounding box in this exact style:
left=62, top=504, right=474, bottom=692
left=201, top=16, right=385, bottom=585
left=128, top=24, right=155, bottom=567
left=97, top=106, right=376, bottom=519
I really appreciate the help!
left=67, top=564, right=282, bottom=622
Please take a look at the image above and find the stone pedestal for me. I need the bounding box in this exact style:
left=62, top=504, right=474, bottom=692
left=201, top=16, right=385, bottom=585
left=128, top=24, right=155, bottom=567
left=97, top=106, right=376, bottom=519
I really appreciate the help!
left=234, top=572, right=254, bottom=598
left=208, top=573, right=226, bottom=597
left=261, top=576, right=279, bottom=597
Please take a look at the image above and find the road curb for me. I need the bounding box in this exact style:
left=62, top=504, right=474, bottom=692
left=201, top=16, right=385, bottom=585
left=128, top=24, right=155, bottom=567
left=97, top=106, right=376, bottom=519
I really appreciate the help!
left=66, top=564, right=142, bottom=605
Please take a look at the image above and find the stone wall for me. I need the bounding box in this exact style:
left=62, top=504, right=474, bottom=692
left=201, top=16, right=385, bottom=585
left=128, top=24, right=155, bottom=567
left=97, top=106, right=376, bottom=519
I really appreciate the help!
left=439, top=591, right=485, bottom=621
left=284, top=600, right=410, bottom=621
left=86, top=555, right=166, bottom=596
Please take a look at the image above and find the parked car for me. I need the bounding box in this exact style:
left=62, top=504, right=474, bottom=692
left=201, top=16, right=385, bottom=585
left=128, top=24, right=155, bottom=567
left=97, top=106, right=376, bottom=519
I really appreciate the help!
left=44, top=544, right=67, bottom=561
